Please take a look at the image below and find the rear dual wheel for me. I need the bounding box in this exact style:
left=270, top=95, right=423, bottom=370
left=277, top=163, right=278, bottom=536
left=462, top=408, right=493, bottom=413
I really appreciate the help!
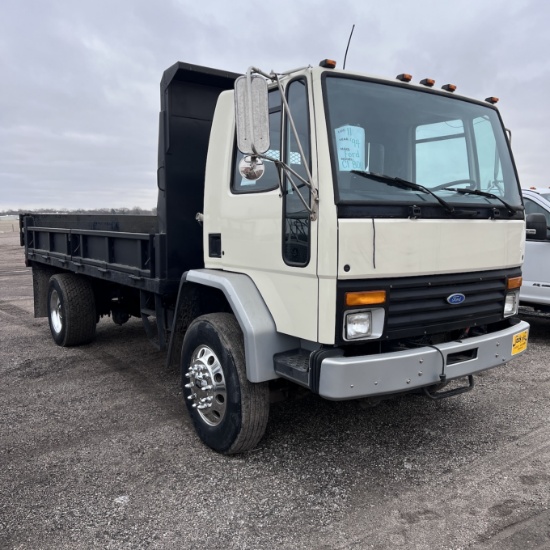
left=181, top=313, right=269, bottom=454
left=47, top=274, right=97, bottom=346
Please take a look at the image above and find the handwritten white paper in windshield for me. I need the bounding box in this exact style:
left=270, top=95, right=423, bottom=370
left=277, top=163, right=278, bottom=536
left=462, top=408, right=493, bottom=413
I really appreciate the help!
left=335, top=125, right=365, bottom=171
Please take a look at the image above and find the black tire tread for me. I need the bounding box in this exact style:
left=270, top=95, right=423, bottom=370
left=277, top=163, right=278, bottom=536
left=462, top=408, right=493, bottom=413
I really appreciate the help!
left=210, top=313, right=270, bottom=454
left=49, top=274, right=96, bottom=346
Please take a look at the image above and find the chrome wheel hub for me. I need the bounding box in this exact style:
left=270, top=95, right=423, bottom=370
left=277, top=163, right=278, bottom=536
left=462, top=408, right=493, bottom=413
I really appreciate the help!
left=185, top=345, right=227, bottom=426
left=49, top=289, right=63, bottom=334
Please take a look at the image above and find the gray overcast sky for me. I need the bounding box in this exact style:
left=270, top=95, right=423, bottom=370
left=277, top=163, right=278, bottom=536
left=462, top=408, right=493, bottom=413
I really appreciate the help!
left=1, top=0, right=548, bottom=210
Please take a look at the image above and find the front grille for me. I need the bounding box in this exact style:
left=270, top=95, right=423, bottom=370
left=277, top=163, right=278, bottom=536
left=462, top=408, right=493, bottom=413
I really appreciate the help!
left=337, top=268, right=521, bottom=342
left=387, top=273, right=506, bottom=336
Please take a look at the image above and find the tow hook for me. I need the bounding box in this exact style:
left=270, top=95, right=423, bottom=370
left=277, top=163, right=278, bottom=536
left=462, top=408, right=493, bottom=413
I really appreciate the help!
left=423, top=374, right=475, bottom=400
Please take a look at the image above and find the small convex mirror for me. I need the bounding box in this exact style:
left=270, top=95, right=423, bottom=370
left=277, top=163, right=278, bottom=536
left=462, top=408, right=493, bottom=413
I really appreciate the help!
left=234, top=74, right=270, bottom=155
left=238, top=155, right=265, bottom=181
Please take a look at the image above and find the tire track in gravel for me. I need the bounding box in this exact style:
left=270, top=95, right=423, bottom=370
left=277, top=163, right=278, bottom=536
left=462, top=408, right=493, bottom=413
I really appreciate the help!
left=324, top=423, right=550, bottom=549
left=2, top=343, right=187, bottom=463
left=471, top=507, right=550, bottom=549
left=0, top=299, right=32, bottom=318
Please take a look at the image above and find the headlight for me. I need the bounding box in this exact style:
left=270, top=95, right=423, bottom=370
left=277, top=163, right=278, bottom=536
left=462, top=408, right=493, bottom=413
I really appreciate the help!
left=504, top=291, right=519, bottom=317
left=345, top=311, right=372, bottom=340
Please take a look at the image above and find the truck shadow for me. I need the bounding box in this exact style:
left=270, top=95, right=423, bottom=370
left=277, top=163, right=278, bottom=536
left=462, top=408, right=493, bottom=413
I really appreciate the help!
left=77, top=316, right=538, bottom=479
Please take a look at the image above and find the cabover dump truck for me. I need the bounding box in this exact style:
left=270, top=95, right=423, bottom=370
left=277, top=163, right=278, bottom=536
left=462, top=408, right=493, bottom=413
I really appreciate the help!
left=20, top=60, right=530, bottom=454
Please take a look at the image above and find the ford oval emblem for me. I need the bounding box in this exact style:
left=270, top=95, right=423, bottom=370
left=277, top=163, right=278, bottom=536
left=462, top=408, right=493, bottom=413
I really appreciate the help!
left=447, top=293, right=466, bottom=305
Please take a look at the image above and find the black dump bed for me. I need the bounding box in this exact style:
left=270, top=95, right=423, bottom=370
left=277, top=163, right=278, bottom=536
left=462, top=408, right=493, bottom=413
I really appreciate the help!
left=21, top=62, right=239, bottom=297
left=20, top=212, right=168, bottom=293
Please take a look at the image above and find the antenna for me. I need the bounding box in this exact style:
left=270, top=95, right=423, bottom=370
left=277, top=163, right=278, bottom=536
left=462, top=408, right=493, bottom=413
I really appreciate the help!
left=343, top=24, right=355, bottom=70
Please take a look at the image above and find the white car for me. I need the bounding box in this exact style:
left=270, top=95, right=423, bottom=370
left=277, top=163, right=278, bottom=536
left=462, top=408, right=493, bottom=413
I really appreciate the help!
left=521, top=188, right=550, bottom=311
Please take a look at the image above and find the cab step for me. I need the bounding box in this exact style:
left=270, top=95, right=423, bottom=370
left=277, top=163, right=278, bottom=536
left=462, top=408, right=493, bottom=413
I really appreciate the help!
left=274, top=349, right=311, bottom=387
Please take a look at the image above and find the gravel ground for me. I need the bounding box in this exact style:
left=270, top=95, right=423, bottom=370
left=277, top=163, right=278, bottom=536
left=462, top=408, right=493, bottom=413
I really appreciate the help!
left=1, top=222, right=549, bottom=549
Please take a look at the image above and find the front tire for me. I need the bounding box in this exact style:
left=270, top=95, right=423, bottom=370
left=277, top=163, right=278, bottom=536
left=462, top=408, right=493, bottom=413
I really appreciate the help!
left=47, top=274, right=97, bottom=346
left=181, top=313, right=269, bottom=454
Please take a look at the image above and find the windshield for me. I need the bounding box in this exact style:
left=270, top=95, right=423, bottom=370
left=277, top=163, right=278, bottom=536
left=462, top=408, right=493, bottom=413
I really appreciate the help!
left=323, top=75, right=521, bottom=210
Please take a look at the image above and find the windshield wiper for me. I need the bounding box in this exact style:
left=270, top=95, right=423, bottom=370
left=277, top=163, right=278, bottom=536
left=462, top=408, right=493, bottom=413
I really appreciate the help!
left=440, top=187, right=518, bottom=215
left=351, top=170, right=455, bottom=213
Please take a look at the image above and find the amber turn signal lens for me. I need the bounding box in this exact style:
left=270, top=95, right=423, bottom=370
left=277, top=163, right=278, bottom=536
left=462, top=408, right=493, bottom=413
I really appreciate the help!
left=345, top=290, right=387, bottom=306
left=507, top=276, right=522, bottom=290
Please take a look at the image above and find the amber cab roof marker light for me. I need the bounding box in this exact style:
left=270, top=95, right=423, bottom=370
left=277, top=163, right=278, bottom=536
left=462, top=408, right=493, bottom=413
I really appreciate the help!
left=396, top=73, right=413, bottom=82
left=420, top=78, right=435, bottom=87
left=485, top=96, right=499, bottom=104
left=442, top=83, right=457, bottom=92
left=319, top=59, right=337, bottom=69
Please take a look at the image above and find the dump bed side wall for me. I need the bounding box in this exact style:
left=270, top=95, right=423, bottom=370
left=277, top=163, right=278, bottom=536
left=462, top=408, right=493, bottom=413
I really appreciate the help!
left=20, top=213, right=175, bottom=294
left=21, top=213, right=158, bottom=233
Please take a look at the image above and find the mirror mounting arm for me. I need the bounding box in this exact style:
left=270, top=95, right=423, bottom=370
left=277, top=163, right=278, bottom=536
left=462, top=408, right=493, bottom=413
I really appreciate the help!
left=273, top=74, right=314, bottom=188
left=272, top=74, right=318, bottom=221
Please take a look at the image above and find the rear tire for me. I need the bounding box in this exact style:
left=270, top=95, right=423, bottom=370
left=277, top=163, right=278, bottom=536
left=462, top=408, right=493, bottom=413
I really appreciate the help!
left=181, top=313, right=269, bottom=454
left=47, top=274, right=97, bottom=346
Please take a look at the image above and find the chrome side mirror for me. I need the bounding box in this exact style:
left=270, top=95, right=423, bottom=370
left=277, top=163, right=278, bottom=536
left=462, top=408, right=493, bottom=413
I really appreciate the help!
left=234, top=73, right=270, bottom=155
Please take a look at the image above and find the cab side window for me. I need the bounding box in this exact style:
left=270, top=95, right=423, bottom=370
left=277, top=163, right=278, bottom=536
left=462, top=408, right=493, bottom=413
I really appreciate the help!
left=283, top=78, right=311, bottom=266
left=231, top=89, right=282, bottom=194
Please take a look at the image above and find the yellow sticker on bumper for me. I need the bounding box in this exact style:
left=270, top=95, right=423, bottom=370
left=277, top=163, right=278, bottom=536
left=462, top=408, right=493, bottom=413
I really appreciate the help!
left=511, top=330, right=528, bottom=355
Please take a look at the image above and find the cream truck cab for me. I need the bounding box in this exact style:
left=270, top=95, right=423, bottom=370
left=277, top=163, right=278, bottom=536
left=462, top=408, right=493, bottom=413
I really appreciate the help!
left=197, top=60, right=529, bottom=447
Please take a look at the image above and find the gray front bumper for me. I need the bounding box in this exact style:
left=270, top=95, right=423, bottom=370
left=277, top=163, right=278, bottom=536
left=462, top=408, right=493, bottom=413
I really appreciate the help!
left=318, top=320, right=530, bottom=400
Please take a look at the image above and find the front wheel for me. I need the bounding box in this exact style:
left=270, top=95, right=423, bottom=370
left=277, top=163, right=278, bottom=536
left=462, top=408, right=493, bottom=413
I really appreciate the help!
left=181, top=313, right=269, bottom=454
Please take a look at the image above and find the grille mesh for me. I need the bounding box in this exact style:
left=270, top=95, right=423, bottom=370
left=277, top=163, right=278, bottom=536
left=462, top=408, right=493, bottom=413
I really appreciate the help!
left=385, top=272, right=507, bottom=336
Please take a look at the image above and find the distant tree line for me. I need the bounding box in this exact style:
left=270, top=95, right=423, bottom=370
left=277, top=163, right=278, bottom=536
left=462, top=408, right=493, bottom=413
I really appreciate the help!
left=0, top=207, right=157, bottom=216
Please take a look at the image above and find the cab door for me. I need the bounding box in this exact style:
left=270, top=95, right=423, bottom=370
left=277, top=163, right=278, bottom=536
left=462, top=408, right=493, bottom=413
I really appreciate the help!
left=210, top=77, right=319, bottom=342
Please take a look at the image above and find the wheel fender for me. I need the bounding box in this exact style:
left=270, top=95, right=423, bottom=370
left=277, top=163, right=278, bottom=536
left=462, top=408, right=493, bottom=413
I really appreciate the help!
left=179, top=269, right=298, bottom=382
